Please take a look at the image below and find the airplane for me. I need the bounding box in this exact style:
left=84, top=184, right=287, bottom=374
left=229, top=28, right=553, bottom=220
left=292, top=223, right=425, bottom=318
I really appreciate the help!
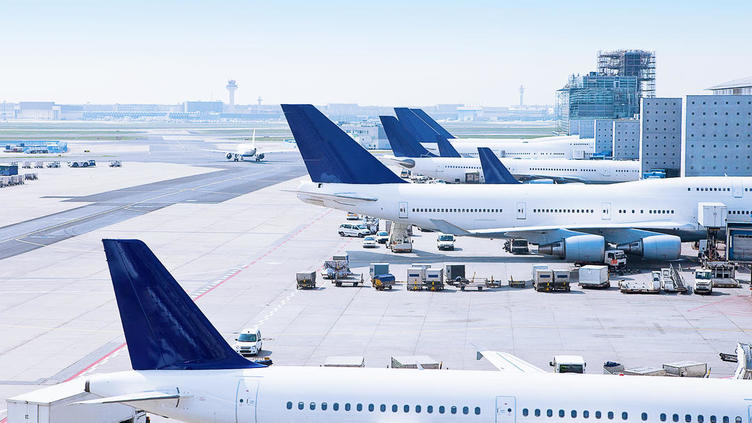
left=283, top=104, right=752, bottom=262
left=215, top=130, right=267, bottom=162
left=79, top=238, right=752, bottom=423
left=477, top=147, right=520, bottom=185
left=395, top=107, right=595, bottom=159
left=384, top=117, right=641, bottom=184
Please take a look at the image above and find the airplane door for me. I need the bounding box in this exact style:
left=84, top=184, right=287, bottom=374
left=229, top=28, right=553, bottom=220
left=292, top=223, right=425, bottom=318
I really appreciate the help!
left=236, top=378, right=259, bottom=423
left=734, top=181, right=744, bottom=198
left=516, top=202, right=526, bottom=220
left=399, top=202, right=408, bottom=219
left=496, top=396, right=516, bottom=423
left=601, top=202, right=612, bottom=220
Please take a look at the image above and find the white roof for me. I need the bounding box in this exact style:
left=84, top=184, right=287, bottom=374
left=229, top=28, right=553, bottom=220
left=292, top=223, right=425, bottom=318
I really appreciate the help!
left=707, top=76, right=752, bottom=90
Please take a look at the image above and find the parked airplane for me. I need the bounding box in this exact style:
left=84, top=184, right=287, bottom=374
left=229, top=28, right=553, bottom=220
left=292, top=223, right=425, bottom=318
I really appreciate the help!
left=283, top=104, right=752, bottom=262
left=478, top=147, right=520, bottom=185
left=81, top=238, right=752, bottom=423
left=385, top=117, right=640, bottom=184
left=395, top=107, right=594, bottom=159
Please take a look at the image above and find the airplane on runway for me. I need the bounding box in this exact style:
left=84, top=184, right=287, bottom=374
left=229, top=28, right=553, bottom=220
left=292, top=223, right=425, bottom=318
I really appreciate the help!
left=283, top=104, right=752, bottom=262
left=383, top=116, right=641, bottom=184
left=79, top=238, right=752, bottom=423
left=395, top=107, right=595, bottom=159
left=214, top=130, right=273, bottom=162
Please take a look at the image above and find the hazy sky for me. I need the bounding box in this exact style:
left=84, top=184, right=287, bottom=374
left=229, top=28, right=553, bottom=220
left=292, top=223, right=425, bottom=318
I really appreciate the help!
left=1, top=0, right=750, bottom=106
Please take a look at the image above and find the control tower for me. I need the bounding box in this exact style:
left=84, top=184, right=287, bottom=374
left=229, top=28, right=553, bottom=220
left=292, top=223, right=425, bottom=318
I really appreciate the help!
left=226, top=80, right=238, bottom=106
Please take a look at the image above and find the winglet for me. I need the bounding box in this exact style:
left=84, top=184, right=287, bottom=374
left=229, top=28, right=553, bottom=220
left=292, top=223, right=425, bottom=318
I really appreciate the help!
left=282, top=104, right=405, bottom=184
left=478, top=147, right=520, bottom=184
left=435, top=134, right=461, bottom=158
left=411, top=108, right=454, bottom=139
left=380, top=116, right=435, bottom=158
left=103, top=239, right=264, bottom=370
left=395, top=107, right=440, bottom=142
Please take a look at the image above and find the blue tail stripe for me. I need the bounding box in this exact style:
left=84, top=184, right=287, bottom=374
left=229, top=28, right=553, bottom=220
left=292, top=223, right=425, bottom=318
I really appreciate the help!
left=478, top=147, right=520, bottom=184
left=380, top=116, right=435, bottom=158
left=394, top=107, right=440, bottom=142
left=103, top=239, right=263, bottom=370
left=410, top=108, right=454, bottom=139
left=435, top=134, right=461, bottom=158
left=282, top=105, right=405, bottom=184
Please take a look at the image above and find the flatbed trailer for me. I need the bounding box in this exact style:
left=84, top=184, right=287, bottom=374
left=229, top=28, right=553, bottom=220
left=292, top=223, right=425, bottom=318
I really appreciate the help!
left=333, top=273, right=364, bottom=287
left=619, top=272, right=661, bottom=294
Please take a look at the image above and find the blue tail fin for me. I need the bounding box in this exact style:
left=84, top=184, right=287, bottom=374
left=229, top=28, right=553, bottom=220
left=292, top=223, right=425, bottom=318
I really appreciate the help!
left=102, top=239, right=263, bottom=370
left=478, top=147, right=520, bottom=184
left=282, top=104, right=405, bottom=184
left=380, top=116, right=435, bottom=158
left=411, top=108, right=454, bottom=139
left=435, top=134, right=461, bottom=158
left=394, top=107, right=440, bottom=142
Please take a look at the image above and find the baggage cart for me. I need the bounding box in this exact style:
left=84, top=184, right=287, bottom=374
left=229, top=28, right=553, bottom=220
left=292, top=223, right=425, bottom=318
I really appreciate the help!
left=296, top=271, right=316, bottom=290
left=371, top=274, right=395, bottom=291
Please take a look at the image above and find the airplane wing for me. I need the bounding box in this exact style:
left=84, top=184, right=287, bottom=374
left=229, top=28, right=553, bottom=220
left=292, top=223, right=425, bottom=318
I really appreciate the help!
left=76, top=391, right=183, bottom=405
left=476, top=351, right=546, bottom=374
left=516, top=174, right=586, bottom=184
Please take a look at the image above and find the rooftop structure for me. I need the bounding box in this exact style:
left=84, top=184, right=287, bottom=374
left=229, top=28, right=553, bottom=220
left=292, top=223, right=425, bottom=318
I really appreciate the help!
left=597, top=49, right=656, bottom=99
left=707, top=76, right=752, bottom=95
left=555, top=72, right=639, bottom=134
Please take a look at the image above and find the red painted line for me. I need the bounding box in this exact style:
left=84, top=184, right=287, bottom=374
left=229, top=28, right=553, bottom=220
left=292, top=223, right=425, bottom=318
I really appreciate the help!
left=59, top=208, right=335, bottom=382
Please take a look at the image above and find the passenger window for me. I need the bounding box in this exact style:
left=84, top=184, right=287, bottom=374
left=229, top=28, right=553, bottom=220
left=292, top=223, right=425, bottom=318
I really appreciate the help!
left=723, top=417, right=729, bottom=423
left=416, top=405, right=421, bottom=413
left=547, top=409, right=553, bottom=417
left=535, top=409, right=541, bottom=417
left=623, top=412, right=628, bottom=420
left=439, top=406, right=445, bottom=414
left=380, top=404, right=385, bottom=412
left=596, top=411, right=602, bottom=419
left=710, top=416, right=716, bottom=423
left=572, top=410, right=578, bottom=418
left=392, top=404, right=398, bottom=412
left=427, top=405, right=433, bottom=413
left=584, top=410, right=590, bottom=418
left=642, top=412, right=648, bottom=421
left=674, top=414, right=680, bottom=422
left=463, top=406, right=469, bottom=415
left=475, top=407, right=481, bottom=415
left=608, top=411, right=614, bottom=420
left=523, top=409, right=529, bottom=417
left=345, top=403, right=351, bottom=411
left=298, top=402, right=304, bottom=410
left=309, top=402, right=315, bottom=410
left=367, top=404, right=373, bottom=412
left=404, top=405, right=410, bottom=413
left=356, top=403, right=362, bottom=412
left=322, top=402, right=327, bottom=411
left=286, top=401, right=292, bottom=410
left=661, top=413, right=667, bottom=421
left=560, top=410, right=565, bottom=417
left=735, top=418, right=741, bottom=423
left=698, top=416, right=704, bottom=423
left=451, top=406, right=457, bottom=414
left=333, top=403, right=339, bottom=411
left=686, top=415, right=691, bottom=422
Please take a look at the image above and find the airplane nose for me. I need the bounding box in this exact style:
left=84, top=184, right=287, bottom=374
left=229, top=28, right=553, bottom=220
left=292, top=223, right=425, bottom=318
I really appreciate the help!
left=397, top=159, right=415, bottom=169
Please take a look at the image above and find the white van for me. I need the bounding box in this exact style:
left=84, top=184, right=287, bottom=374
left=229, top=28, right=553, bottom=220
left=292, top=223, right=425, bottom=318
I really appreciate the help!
left=233, top=328, right=262, bottom=357
left=338, top=223, right=371, bottom=237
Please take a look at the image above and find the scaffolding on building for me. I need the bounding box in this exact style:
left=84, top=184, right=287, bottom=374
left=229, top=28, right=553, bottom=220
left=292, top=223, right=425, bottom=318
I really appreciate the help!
left=597, top=49, right=656, bottom=99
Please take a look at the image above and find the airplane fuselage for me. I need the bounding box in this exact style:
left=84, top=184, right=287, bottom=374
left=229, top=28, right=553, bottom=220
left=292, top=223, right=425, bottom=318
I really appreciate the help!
left=87, top=367, right=752, bottom=423
left=421, top=136, right=594, bottom=160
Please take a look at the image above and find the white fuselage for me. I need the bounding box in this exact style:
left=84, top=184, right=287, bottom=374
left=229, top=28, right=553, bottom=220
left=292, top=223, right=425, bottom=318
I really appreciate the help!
left=86, top=366, right=752, bottom=423
left=402, top=157, right=641, bottom=184
left=421, top=136, right=594, bottom=160
left=298, top=177, right=752, bottom=243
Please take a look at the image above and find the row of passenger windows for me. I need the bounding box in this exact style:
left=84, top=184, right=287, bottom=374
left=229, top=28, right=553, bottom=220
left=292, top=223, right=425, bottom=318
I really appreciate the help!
left=687, top=187, right=733, bottom=192
left=521, top=407, right=741, bottom=423
left=412, top=208, right=502, bottom=213
left=533, top=208, right=594, bottom=214
left=616, top=209, right=675, bottom=214
left=729, top=210, right=751, bottom=215
left=286, top=401, right=481, bottom=416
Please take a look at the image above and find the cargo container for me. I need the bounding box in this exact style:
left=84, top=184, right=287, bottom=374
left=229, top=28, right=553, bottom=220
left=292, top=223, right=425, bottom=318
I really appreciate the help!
left=578, top=265, right=610, bottom=288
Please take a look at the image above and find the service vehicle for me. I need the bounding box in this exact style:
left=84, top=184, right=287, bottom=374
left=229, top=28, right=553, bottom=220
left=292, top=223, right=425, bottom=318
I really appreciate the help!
left=694, top=268, right=713, bottom=294
left=362, top=236, right=378, bottom=248
left=578, top=265, right=610, bottom=289
left=338, top=223, right=370, bottom=237
left=46, top=161, right=60, bottom=168
left=550, top=355, right=586, bottom=374
left=295, top=271, right=317, bottom=290
left=375, top=231, right=389, bottom=244
left=110, top=160, right=122, bottom=167
left=233, top=328, right=262, bottom=356
left=346, top=212, right=359, bottom=220
left=437, top=233, right=455, bottom=251
left=504, top=239, right=529, bottom=254
left=604, top=249, right=627, bottom=269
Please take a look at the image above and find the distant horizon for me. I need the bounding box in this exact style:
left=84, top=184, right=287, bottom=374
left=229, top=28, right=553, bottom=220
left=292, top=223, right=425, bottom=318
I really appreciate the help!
left=1, top=1, right=749, bottom=105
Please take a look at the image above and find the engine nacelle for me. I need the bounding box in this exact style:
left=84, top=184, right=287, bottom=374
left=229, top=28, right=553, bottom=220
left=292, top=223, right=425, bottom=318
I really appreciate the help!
left=256, top=153, right=265, bottom=161
left=538, top=234, right=605, bottom=262
left=617, top=234, right=681, bottom=260
left=226, top=153, right=233, bottom=160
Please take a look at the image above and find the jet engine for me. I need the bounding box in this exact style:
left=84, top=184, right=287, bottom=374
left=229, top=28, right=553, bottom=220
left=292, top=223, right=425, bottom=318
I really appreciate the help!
left=256, top=153, right=265, bottom=161
left=538, top=234, right=605, bottom=262
left=617, top=234, right=681, bottom=260
left=397, top=159, right=416, bottom=169
left=226, top=152, right=233, bottom=160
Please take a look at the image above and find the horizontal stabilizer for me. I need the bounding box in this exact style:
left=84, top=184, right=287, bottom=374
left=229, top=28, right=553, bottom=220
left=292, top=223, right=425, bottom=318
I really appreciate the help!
left=77, top=391, right=182, bottom=405
left=477, top=351, right=545, bottom=374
